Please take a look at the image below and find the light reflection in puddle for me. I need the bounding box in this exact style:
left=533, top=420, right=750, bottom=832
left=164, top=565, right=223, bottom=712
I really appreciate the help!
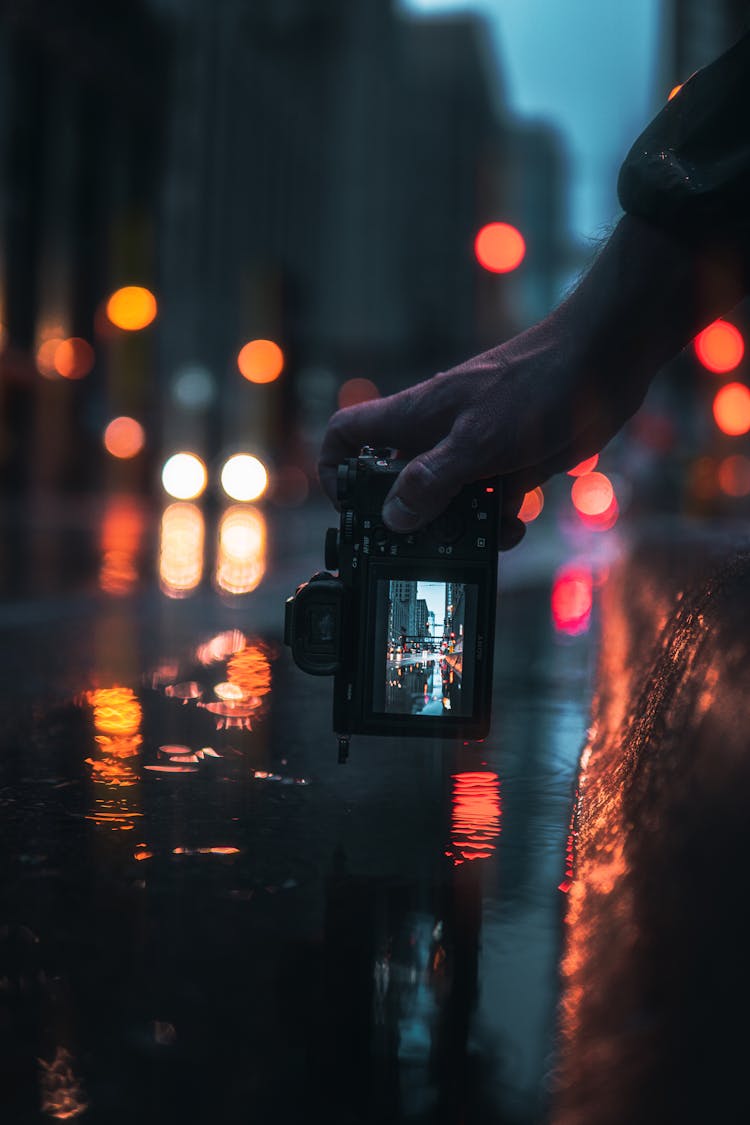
left=448, top=771, right=501, bottom=866
left=172, top=846, right=240, bottom=856
left=39, top=1047, right=88, bottom=1120
left=214, top=681, right=246, bottom=701
left=164, top=681, right=203, bottom=701
left=195, top=629, right=247, bottom=665
left=158, top=502, right=204, bottom=597
left=215, top=505, right=266, bottom=594
left=99, top=494, right=145, bottom=597
left=84, top=687, right=143, bottom=830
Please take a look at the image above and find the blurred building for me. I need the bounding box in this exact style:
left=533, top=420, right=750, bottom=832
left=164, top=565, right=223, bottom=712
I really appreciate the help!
left=659, top=0, right=747, bottom=77
left=1, top=0, right=570, bottom=495
left=158, top=0, right=570, bottom=468
left=0, top=0, right=166, bottom=494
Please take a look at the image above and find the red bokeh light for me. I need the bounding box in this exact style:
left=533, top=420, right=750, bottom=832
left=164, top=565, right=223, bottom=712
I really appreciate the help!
left=576, top=495, right=619, bottom=532
left=718, top=454, right=750, bottom=497
left=518, top=486, right=544, bottom=523
left=551, top=565, right=593, bottom=635
left=567, top=454, right=599, bottom=477
left=571, top=471, right=614, bottom=517
left=338, top=377, right=380, bottom=409
left=694, top=320, right=744, bottom=373
left=104, top=416, right=146, bottom=459
left=474, top=222, right=526, bottom=273
left=713, top=382, right=750, bottom=435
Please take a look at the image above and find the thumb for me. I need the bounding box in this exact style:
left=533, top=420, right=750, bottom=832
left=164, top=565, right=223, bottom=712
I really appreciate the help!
left=382, top=436, right=469, bottom=532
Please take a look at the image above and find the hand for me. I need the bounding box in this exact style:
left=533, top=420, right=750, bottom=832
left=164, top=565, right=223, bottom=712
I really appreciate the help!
left=319, top=309, right=649, bottom=550
left=320, top=214, right=745, bottom=549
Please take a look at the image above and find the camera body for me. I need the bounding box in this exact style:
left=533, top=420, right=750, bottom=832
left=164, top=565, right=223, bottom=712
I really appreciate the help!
left=284, top=448, right=499, bottom=753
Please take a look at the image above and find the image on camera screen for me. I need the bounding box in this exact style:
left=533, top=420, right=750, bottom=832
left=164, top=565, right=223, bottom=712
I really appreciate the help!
left=373, top=580, right=477, bottom=718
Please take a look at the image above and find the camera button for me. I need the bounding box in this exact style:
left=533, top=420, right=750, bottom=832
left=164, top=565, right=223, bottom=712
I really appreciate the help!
left=373, top=524, right=389, bottom=546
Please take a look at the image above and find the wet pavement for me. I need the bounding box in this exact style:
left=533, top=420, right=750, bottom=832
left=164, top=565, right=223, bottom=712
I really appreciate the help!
left=0, top=495, right=592, bottom=1125
left=552, top=526, right=750, bottom=1125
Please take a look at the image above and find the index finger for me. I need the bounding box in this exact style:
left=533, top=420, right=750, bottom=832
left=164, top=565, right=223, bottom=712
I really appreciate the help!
left=317, top=392, right=419, bottom=504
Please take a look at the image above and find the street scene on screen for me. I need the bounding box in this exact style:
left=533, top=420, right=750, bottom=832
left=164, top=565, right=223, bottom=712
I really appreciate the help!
left=383, top=580, right=469, bottom=716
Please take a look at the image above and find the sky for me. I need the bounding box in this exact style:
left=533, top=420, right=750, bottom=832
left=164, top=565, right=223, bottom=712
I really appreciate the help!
left=400, top=0, right=662, bottom=241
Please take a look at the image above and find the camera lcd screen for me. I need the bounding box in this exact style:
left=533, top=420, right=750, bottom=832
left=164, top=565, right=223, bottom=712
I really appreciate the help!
left=371, top=579, right=478, bottom=718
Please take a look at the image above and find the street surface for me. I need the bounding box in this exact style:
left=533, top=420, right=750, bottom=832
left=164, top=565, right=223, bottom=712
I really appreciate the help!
left=0, top=495, right=591, bottom=1124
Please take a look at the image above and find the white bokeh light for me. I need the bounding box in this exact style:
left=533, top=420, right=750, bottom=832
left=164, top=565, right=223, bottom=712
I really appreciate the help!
left=172, top=363, right=216, bottom=410
left=220, top=454, right=268, bottom=502
left=161, top=452, right=208, bottom=500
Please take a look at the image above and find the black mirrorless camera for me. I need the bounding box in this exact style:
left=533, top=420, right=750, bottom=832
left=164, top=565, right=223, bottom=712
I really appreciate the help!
left=284, top=448, right=499, bottom=760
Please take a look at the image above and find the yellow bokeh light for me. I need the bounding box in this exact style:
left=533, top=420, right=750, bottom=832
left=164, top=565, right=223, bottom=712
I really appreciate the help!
left=106, top=286, right=158, bottom=331
left=161, top=452, right=208, bottom=500
left=220, top=454, right=268, bottom=502
left=237, top=339, right=284, bottom=383
left=104, top=416, right=145, bottom=460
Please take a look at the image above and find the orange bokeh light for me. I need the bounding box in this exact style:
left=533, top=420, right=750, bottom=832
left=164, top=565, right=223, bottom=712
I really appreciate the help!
left=54, top=337, right=95, bottom=380
left=518, top=486, right=544, bottom=523
left=237, top=338, right=284, bottom=383
left=474, top=222, right=526, bottom=273
left=106, top=286, right=158, bottom=331
left=36, top=336, right=65, bottom=377
left=338, top=377, right=380, bottom=409
left=718, top=454, right=750, bottom=497
left=567, top=454, right=599, bottom=477
left=668, top=83, right=683, bottom=100
left=571, top=471, right=614, bottom=517
left=551, top=566, right=593, bottom=635
left=694, top=320, right=744, bottom=373
left=104, top=416, right=145, bottom=459
left=713, top=382, right=750, bottom=435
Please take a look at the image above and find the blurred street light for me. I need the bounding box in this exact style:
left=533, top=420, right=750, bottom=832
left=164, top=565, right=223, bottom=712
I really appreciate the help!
left=220, top=454, right=268, bottom=502
left=104, top=417, right=145, bottom=460
left=237, top=339, right=284, bottom=384
left=695, top=319, right=744, bottom=373
left=474, top=222, right=526, bottom=273
left=106, top=286, right=158, bottom=331
left=161, top=452, right=208, bottom=499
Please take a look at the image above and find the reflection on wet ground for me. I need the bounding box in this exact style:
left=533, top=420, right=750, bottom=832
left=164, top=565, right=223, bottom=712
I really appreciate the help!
left=0, top=497, right=591, bottom=1124
left=551, top=531, right=750, bottom=1125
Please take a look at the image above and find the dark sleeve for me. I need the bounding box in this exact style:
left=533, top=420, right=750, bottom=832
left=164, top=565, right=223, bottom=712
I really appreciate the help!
left=617, top=32, right=750, bottom=249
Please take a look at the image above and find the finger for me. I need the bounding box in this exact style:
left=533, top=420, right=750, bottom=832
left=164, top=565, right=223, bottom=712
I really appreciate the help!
left=318, top=392, right=420, bottom=504
left=499, top=517, right=526, bottom=551
left=381, top=434, right=471, bottom=532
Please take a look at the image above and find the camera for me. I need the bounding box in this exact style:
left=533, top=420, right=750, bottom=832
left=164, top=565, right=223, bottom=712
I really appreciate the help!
left=284, top=448, right=499, bottom=760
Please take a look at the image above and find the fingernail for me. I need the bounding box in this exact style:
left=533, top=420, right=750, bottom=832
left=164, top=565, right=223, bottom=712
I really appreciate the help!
left=382, top=496, right=420, bottom=532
